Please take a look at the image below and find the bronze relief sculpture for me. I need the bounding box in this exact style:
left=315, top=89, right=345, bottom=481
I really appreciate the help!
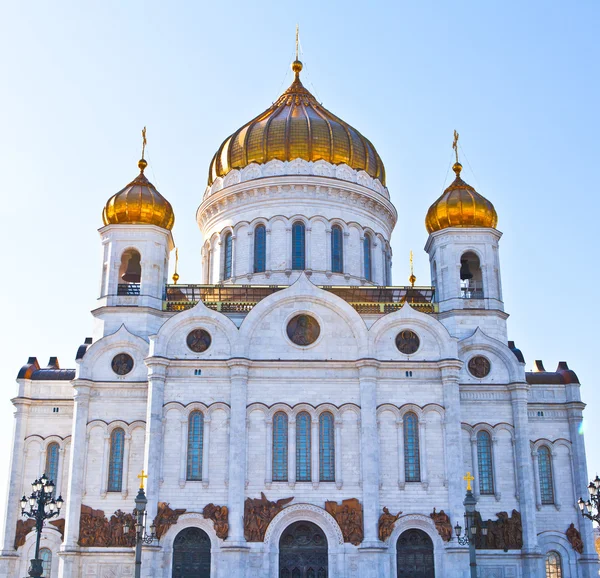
left=325, top=498, right=364, bottom=546
left=244, top=493, right=294, bottom=542
left=287, top=314, right=320, bottom=346
left=473, top=510, right=522, bottom=550
left=14, top=519, right=35, bottom=549
left=566, top=523, right=584, bottom=553
left=430, top=508, right=452, bottom=542
left=187, top=329, right=212, bottom=353
left=78, top=505, right=136, bottom=547
left=203, top=503, right=229, bottom=540
left=378, top=507, right=401, bottom=542
left=153, top=502, right=187, bottom=540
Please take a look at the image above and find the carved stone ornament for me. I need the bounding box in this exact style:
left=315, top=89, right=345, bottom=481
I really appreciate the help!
left=395, top=330, right=420, bottom=355
left=378, top=507, right=401, bottom=542
left=430, top=508, right=452, bottom=542
left=566, top=522, right=584, bottom=553
left=325, top=498, right=364, bottom=546
left=468, top=355, right=491, bottom=378
left=14, top=519, right=35, bottom=549
left=203, top=503, right=229, bottom=540
left=50, top=518, right=65, bottom=539
left=287, top=314, right=320, bottom=346
left=473, top=509, right=522, bottom=550
left=186, top=329, right=212, bottom=353
left=244, top=492, right=294, bottom=542
left=111, top=353, right=134, bottom=376
left=78, top=505, right=136, bottom=547
left=153, top=502, right=187, bottom=540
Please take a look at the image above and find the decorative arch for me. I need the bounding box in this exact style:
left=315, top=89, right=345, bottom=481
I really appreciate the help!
left=538, top=530, right=577, bottom=578
left=18, top=525, right=62, bottom=577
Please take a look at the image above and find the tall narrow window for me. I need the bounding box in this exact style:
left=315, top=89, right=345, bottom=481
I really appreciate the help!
left=296, top=412, right=311, bottom=481
left=404, top=412, right=420, bottom=482
left=272, top=412, right=288, bottom=482
left=107, top=428, right=125, bottom=492
left=187, top=411, right=204, bottom=481
left=476, top=431, right=494, bottom=494
left=223, top=232, right=233, bottom=279
left=538, top=446, right=554, bottom=504
left=45, top=442, right=60, bottom=492
left=331, top=225, right=343, bottom=274
left=545, top=551, right=563, bottom=578
left=39, top=548, right=52, bottom=577
left=292, top=222, right=306, bottom=270
left=319, top=412, right=335, bottom=482
left=385, top=250, right=392, bottom=285
left=254, top=224, right=266, bottom=273
left=364, top=234, right=372, bottom=281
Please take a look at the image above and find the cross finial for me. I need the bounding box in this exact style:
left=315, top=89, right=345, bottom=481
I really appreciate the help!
left=138, top=469, right=148, bottom=490
left=172, top=248, right=180, bottom=284
left=295, top=24, right=299, bottom=61
left=409, top=250, right=416, bottom=287
left=452, top=129, right=459, bottom=164
left=141, top=126, right=147, bottom=160
left=463, top=471, right=475, bottom=492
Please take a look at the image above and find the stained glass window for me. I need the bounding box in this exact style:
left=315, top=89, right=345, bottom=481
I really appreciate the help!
left=254, top=225, right=266, bottom=273
left=273, top=412, right=288, bottom=482
left=296, top=412, right=311, bottom=481
left=107, top=428, right=125, bottom=492
left=477, top=431, right=494, bottom=494
left=292, top=222, right=306, bottom=270
left=319, top=412, right=335, bottom=482
left=545, top=551, right=562, bottom=578
left=331, top=226, right=343, bottom=274
left=404, top=412, right=420, bottom=482
left=40, top=548, right=52, bottom=577
left=364, top=235, right=372, bottom=281
left=538, top=446, right=554, bottom=504
left=187, top=411, right=204, bottom=481
left=45, top=443, right=60, bottom=490
left=223, top=232, right=233, bottom=279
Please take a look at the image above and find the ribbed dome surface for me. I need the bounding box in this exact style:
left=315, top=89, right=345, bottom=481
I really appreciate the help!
left=103, top=160, right=175, bottom=230
left=208, top=64, right=386, bottom=186
left=425, top=163, right=497, bottom=234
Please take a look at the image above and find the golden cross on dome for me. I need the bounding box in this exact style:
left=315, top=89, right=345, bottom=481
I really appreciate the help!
left=464, top=471, right=474, bottom=492
left=141, top=126, right=147, bottom=160
left=409, top=250, right=416, bottom=287
left=452, top=129, right=459, bottom=164
left=172, top=248, right=180, bottom=284
left=138, top=469, right=148, bottom=489
left=295, top=24, right=299, bottom=61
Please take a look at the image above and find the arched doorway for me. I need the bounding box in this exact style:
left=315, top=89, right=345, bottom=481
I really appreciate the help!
left=279, top=520, right=328, bottom=578
left=396, top=528, right=434, bottom=578
left=172, top=527, right=211, bottom=578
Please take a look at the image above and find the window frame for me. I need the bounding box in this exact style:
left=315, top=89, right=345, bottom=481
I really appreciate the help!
left=187, top=411, right=204, bottom=481
left=296, top=412, right=312, bottom=481
left=254, top=224, right=267, bottom=273
left=363, top=234, right=372, bottom=281
left=272, top=412, right=288, bottom=482
left=476, top=430, right=494, bottom=495
left=223, top=232, right=233, bottom=280
left=319, top=412, right=335, bottom=482
left=331, top=225, right=343, bottom=274
left=292, top=221, right=306, bottom=270
left=403, top=412, right=421, bottom=482
left=545, top=550, right=563, bottom=578
left=39, top=547, right=52, bottom=577
left=45, top=442, right=60, bottom=487
left=538, top=445, right=555, bottom=505
left=107, top=428, right=125, bottom=492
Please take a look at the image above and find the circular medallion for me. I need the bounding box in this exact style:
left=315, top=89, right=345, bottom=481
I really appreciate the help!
left=186, top=329, right=212, bottom=353
left=111, top=353, right=134, bottom=376
left=468, top=356, right=491, bottom=378
left=395, top=330, right=420, bottom=354
left=287, top=314, right=320, bottom=346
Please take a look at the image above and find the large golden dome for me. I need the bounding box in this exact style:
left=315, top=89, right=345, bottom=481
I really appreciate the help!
left=208, top=61, right=386, bottom=186
left=425, top=163, right=497, bottom=234
left=103, top=159, right=175, bottom=230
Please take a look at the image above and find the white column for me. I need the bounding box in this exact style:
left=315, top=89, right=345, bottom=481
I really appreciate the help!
left=179, top=416, right=187, bottom=488
left=470, top=436, right=480, bottom=499
left=343, top=232, right=349, bottom=276
left=397, top=417, right=405, bottom=489
left=551, top=449, right=561, bottom=510
left=99, top=432, right=110, bottom=497
left=288, top=417, right=296, bottom=488
left=511, top=437, right=520, bottom=500
left=531, top=450, right=542, bottom=510
left=360, top=236, right=366, bottom=279
left=305, top=226, right=312, bottom=271
left=160, top=418, right=166, bottom=486
left=285, top=226, right=292, bottom=271
left=202, top=415, right=211, bottom=488
left=325, top=228, right=332, bottom=274
left=492, top=436, right=501, bottom=501
left=311, top=417, right=319, bottom=488
left=56, top=447, right=65, bottom=498
left=265, top=228, right=272, bottom=274
left=230, top=234, right=237, bottom=279
left=371, top=239, right=379, bottom=283
left=265, top=418, right=273, bottom=487
left=121, top=433, right=131, bottom=498
left=247, top=230, right=254, bottom=277
left=335, top=417, right=343, bottom=489
left=419, top=419, right=429, bottom=489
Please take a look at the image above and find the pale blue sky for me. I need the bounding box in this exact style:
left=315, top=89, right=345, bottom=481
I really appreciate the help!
left=1, top=0, right=599, bottom=522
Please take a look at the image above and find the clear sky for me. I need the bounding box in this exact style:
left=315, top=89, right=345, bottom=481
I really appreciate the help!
left=1, top=0, right=599, bottom=526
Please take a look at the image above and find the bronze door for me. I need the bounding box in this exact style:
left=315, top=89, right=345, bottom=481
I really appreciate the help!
left=396, top=529, right=435, bottom=578
left=279, top=521, right=328, bottom=578
left=172, top=527, right=211, bottom=578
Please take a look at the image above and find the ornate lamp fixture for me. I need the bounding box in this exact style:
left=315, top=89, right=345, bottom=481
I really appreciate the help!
left=578, top=475, right=600, bottom=523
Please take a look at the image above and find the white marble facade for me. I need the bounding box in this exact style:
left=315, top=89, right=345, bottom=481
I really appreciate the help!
left=1, top=138, right=598, bottom=578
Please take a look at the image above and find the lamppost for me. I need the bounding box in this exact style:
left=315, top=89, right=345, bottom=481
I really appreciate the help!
left=578, top=475, right=600, bottom=522
left=453, top=472, right=488, bottom=578
left=123, top=471, right=156, bottom=578
left=19, top=474, right=64, bottom=578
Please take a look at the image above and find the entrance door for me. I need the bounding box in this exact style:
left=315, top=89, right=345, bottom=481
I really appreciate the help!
left=396, top=529, right=434, bottom=578
left=172, top=527, right=211, bottom=578
left=279, top=521, right=328, bottom=578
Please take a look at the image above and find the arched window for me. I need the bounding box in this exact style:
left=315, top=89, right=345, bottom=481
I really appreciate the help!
left=254, top=224, right=266, bottom=273
left=319, top=412, right=335, bottom=482
left=545, top=550, right=563, bottom=578
left=363, top=234, right=372, bottom=281
left=272, top=412, right=288, bottom=482
left=296, top=412, right=311, bottom=481
left=331, top=225, right=343, bottom=274
left=40, top=548, right=52, bottom=577
left=292, top=221, right=306, bottom=270
left=460, top=251, right=484, bottom=299
left=404, top=412, right=420, bottom=482
left=45, top=442, right=60, bottom=491
left=538, top=446, right=554, bottom=504
left=107, top=428, right=125, bottom=492
left=118, top=249, right=141, bottom=295
left=187, top=411, right=204, bottom=481
left=476, top=431, right=494, bottom=494
left=223, top=232, right=233, bottom=280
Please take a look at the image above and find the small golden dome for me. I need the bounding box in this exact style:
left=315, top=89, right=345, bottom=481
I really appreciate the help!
left=208, top=62, right=386, bottom=186
left=102, top=160, right=175, bottom=230
left=425, top=163, right=497, bottom=234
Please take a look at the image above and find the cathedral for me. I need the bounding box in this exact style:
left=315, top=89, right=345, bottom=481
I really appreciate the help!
left=0, top=53, right=597, bottom=578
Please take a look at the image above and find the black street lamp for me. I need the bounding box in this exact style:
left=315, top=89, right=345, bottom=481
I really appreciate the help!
left=578, top=475, right=600, bottom=523
left=453, top=473, right=487, bottom=578
left=20, top=474, right=64, bottom=578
